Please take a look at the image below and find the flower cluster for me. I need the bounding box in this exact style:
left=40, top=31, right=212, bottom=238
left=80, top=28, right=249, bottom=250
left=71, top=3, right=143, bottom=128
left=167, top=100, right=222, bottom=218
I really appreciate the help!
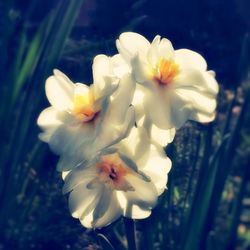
left=37, top=32, right=219, bottom=228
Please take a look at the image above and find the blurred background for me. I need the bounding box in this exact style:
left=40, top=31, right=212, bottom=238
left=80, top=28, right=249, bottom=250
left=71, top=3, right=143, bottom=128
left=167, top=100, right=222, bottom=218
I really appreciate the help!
left=0, top=0, right=250, bottom=249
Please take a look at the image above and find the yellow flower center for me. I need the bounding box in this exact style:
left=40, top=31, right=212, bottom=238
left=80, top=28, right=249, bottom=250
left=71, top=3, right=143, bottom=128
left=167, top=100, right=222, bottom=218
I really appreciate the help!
left=96, top=154, right=132, bottom=191
left=152, top=59, right=179, bottom=86
left=73, top=92, right=100, bottom=123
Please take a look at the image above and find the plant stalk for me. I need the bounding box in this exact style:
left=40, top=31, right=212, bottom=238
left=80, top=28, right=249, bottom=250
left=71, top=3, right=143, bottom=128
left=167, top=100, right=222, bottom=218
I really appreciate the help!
left=124, top=218, right=137, bottom=250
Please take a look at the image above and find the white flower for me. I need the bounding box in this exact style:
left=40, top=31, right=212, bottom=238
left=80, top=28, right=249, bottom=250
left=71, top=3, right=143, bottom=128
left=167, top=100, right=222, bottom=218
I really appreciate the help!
left=116, top=32, right=219, bottom=129
left=62, top=126, right=171, bottom=228
left=37, top=55, right=135, bottom=171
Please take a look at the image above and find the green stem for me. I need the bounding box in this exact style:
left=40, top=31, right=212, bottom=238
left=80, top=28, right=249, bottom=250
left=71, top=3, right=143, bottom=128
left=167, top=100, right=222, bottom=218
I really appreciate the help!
left=124, top=218, right=137, bottom=250
left=141, top=218, right=154, bottom=250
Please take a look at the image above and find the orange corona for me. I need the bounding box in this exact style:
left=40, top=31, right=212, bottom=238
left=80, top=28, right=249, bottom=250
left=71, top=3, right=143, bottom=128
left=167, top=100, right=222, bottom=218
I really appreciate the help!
left=73, top=92, right=100, bottom=123
left=153, top=59, right=179, bottom=86
left=96, top=154, right=130, bottom=190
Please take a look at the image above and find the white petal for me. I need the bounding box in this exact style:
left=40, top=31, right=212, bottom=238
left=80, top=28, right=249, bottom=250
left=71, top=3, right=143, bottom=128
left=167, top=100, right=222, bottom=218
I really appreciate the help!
left=77, top=185, right=122, bottom=228
left=173, top=69, right=219, bottom=96
left=119, top=127, right=139, bottom=155
left=93, top=55, right=113, bottom=94
left=147, top=35, right=161, bottom=67
left=204, top=70, right=219, bottom=95
left=174, top=49, right=207, bottom=71
left=92, top=55, right=120, bottom=102
left=150, top=125, right=176, bottom=146
left=93, top=55, right=111, bottom=81
left=168, top=92, right=193, bottom=129
left=139, top=146, right=172, bottom=195
left=38, top=130, right=55, bottom=143
left=116, top=39, right=132, bottom=64
left=45, top=70, right=74, bottom=110
left=95, top=106, right=135, bottom=151
left=54, top=69, right=74, bottom=83
left=111, top=54, right=131, bottom=77
left=122, top=173, right=158, bottom=218
left=136, top=113, right=171, bottom=147
left=37, top=107, right=62, bottom=142
left=96, top=75, right=136, bottom=151
left=49, top=123, right=95, bottom=156
left=158, top=38, right=175, bottom=60
left=175, top=88, right=216, bottom=115
left=116, top=32, right=150, bottom=62
left=132, top=85, right=147, bottom=122
left=57, top=153, right=82, bottom=171
left=208, top=70, right=216, bottom=77
left=116, top=192, right=151, bottom=219
left=63, top=167, right=97, bottom=194
left=68, top=181, right=101, bottom=220
left=119, top=126, right=150, bottom=163
left=144, top=90, right=172, bottom=129
left=37, top=113, right=70, bottom=142
left=147, top=36, right=174, bottom=67
left=37, top=107, right=61, bottom=128
left=91, top=190, right=122, bottom=228
left=131, top=54, right=152, bottom=86
left=62, top=171, right=70, bottom=180
left=170, top=89, right=216, bottom=128
left=191, top=111, right=216, bottom=123
left=74, top=83, right=90, bottom=96
left=89, top=187, right=112, bottom=226
left=109, top=73, right=135, bottom=124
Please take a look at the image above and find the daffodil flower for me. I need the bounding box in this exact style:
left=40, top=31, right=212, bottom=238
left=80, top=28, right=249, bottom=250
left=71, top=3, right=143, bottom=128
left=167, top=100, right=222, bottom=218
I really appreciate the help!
left=37, top=55, right=135, bottom=171
left=62, top=126, right=171, bottom=228
left=116, top=32, right=219, bottom=129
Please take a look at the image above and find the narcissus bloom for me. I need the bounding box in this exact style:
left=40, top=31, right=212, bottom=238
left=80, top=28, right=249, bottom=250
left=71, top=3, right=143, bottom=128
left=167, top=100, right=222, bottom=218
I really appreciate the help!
left=62, top=127, right=171, bottom=228
left=116, top=32, right=219, bottom=129
left=38, top=55, right=135, bottom=171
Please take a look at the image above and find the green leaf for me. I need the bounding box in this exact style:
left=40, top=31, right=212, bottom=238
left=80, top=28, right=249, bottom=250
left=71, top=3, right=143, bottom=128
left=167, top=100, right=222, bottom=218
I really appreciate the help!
left=97, top=233, right=115, bottom=250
